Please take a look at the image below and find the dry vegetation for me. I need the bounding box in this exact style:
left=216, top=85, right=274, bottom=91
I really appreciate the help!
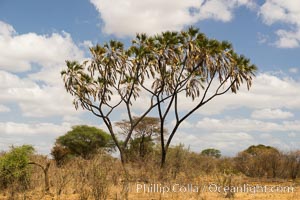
left=1, top=145, right=300, bottom=200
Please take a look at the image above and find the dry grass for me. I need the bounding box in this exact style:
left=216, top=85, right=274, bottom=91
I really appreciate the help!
left=0, top=176, right=299, bottom=200
left=1, top=149, right=300, bottom=200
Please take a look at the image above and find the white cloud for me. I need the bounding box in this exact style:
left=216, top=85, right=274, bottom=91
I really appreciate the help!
left=257, top=32, right=270, bottom=44
left=0, top=122, right=73, bottom=154
left=170, top=116, right=300, bottom=154
left=275, top=29, right=300, bottom=48
left=0, top=21, right=87, bottom=118
left=172, top=73, right=300, bottom=116
left=233, top=74, right=300, bottom=110
left=0, top=122, right=71, bottom=136
left=0, top=104, right=10, bottom=112
left=259, top=0, right=300, bottom=48
left=251, top=108, right=294, bottom=119
left=90, top=0, right=255, bottom=37
left=80, top=40, right=94, bottom=49
left=196, top=117, right=300, bottom=132
left=172, top=131, right=255, bottom=155
left=289, top=67, right=299, bottom=73
left=90, top=0, right=200, bottom=37
left=288, top=132, right=296, bottom=138
left=0, top=70, right=80, bottom=118
left=0, top=20, right=84, bottom=73
left=0, top=121, right=107, bottom=155
left=258, top=132, right=291, bottom=150
left=259, top=0, right=300, bottom=25
left=89, top=0, right=300, bottom=48
left=198, top=0, right=255, bottom=21
left=260, top=133, right=272, bottom=139
left=0, top=21, right=16, bottom=38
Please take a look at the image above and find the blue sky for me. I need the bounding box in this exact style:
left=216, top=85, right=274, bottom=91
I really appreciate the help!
left=0, top=0, right=299, bottom=156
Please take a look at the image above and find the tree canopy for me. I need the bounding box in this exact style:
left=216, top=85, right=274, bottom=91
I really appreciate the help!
left=201, top=148, right=221, bottom=158
left=115, top=116, right=167, bottom=141
left=244, top=144, right=279, bottom=156
left=52, top=125, right=114, bottom=160
left=235, top=144, right=281, bottom=178
left=61, top=27, right=257, bottom=167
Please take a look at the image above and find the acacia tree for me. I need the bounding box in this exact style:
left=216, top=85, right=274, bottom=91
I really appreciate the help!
left=115, top=116, right=161, bottom=140
left=61, top=27, right=256, bottom=167
left=116, top=116, right=166, bottom=159
left=201, top=148, right=221, bottom=158
left=52, top=125, right=114, bottom=160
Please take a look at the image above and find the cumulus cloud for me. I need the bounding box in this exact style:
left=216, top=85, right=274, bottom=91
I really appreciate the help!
left=0, top=21, right=16, bottom=37
left=251, top=108, right=294, bottom=119
left=0, top=70, right=80, bottom=117
left=0, top=122, right=73, bottom=154
left=289, top=67, right=299, bottom=74
left=275, top=29, right=300, bottom=48
left=288, top=132, right=296, bottom=138
left=170, top=117, right=299, bottom=155
left=90, top=0, right=199, bottom=37
left=172, top=73, right=300, bottom=116
left=170, top=116, right=299, bottom=154
left=259, top=0, right=300, bottom=48
left=198, top=0, right=256, bottom=21
left=0, top=19, right=102, bottom=153
left=196, top=117, right=300, bottom=132
left=0, top=122, right=71, bottom=136
left=172, top=131, right=256, bottom=155
left=90, top=0, right=255, bottom=37
left=259, top=0, right=300, bottom=26
left=89, top=0, right=300, bottom=48
left=0, top=104, right=10, bottom=112
left=0, top=21, right=86, bottom=118
left=0, top=20, right=84, bottom=72
left=230, top=74, right=300, bottom=110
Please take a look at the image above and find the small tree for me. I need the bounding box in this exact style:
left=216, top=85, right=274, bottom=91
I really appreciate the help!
left=51, top=144, right=71, bottom=167
left=52, top=125, right=115, bottom=160
left=235, top=144, right=281, bottom=178
left=284, top=151, right=300, bottom=180
left=62, top=27, right=256, bottom=167
left=116, top=116, right=166, bottom=160
left=125, top=136, right=155, bottom=162
left=201, top=148, right=221, bottom=158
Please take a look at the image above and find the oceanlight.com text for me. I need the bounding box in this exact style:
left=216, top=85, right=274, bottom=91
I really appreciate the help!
left=136, top=183, right=295, bottom=194
left=208, top=183, right=295, bottom=194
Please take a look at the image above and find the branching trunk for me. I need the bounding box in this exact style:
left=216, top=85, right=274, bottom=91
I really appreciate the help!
left=28, top=161, right=51, bottom=194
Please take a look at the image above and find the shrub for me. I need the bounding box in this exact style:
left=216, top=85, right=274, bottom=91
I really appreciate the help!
left=0, top=145, right=34, bottom=190
left=52, top=125, right=115, bottom=161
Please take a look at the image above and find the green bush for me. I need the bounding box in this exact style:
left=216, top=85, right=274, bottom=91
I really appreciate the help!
left=0, top=145, right=34, bottom=190
left=52, top=125, right=115, bottom=161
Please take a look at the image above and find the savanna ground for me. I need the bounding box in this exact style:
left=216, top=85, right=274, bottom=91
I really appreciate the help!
left=1, top=144, right=300, bottom=200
